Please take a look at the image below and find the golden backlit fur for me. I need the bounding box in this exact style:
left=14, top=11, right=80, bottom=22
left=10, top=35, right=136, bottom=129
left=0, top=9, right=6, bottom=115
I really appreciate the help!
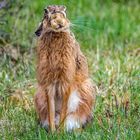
left=34, top=5, right=96, bottom=132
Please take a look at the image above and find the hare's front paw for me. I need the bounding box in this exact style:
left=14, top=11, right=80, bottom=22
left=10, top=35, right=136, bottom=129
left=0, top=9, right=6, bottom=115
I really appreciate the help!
left=40, top=120, right=49, bottom=132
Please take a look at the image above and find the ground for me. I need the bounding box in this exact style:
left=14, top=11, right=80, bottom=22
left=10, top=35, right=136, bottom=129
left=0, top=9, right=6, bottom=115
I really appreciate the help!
left=0, top=0, right=140, bottom=139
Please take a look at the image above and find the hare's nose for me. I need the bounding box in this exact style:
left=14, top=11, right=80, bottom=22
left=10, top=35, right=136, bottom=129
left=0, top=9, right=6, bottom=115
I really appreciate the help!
left=57, top=19, right=64, bottom=26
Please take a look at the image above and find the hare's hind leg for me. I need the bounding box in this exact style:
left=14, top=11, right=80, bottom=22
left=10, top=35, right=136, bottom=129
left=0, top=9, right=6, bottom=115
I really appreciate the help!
left=65, top=79, right=96, bottom=131
left=65, top=90, right=81, bottom=131
left=34, top=88, right=49, bottom=131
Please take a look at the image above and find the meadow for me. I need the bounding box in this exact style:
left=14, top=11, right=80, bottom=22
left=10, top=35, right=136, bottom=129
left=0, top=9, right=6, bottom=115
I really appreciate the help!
left=0, top=0, right=140, bottom=139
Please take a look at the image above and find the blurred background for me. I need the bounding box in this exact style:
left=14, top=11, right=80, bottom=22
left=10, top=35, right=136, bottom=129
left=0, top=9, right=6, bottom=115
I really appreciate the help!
left=0, top=0, right=140, bottom=139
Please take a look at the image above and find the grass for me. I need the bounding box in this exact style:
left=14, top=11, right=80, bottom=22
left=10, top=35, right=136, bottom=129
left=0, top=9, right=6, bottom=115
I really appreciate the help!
left=0, top=0, right=140, bottom=139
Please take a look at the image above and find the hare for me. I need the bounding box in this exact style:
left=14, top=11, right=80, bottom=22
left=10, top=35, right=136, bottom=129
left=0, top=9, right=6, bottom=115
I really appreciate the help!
left=34, top=5, right=96, bottom=132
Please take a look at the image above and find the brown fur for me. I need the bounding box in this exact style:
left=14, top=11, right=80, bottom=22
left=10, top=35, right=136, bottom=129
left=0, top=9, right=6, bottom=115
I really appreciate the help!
left=34, top=5, right=96, bottom=132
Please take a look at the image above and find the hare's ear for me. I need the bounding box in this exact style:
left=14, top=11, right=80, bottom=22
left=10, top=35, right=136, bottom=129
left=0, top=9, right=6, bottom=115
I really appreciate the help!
left=47, top=5, right=56, bottom=12
left=35, top=22, right=43, bottom=37
left=60, top=5, right=66, bottom=12
left=44, top=7, right=51, bottom=19
left=44, top=8, right=49, bottom=14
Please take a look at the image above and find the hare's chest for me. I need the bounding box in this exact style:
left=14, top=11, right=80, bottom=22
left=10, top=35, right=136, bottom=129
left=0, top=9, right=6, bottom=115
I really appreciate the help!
left=42, top=45, right=76, bottom=83
left=47, top=46, right=75, bottom=71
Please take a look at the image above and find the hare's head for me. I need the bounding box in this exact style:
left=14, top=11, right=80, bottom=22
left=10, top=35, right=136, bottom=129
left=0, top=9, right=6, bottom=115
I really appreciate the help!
left=35, top=5, right=70, bottom=36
